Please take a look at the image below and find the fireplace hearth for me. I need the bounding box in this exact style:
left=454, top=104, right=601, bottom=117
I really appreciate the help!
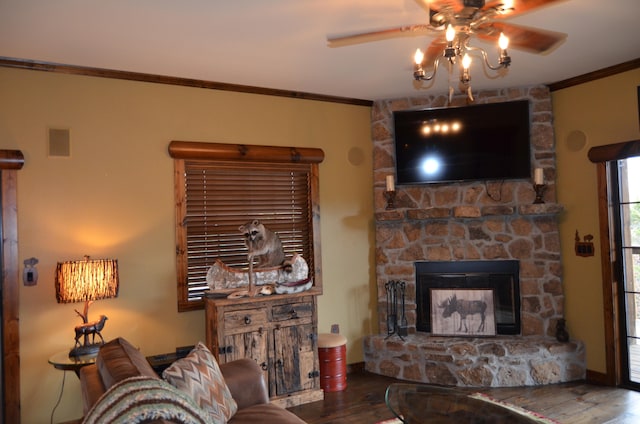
left=416, top=260, right=521, bottom=335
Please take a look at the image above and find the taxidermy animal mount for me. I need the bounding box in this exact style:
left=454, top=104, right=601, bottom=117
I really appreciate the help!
left=239, top=219, right=286, bottom=296
left=239, top=219, right=285, bottom=268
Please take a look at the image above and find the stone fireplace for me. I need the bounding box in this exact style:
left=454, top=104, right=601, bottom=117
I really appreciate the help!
left=363, top=86, right=586, bottom=387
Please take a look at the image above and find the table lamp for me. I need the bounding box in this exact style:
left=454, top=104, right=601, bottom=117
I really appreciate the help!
left=55, top=256, right=119, bottom=358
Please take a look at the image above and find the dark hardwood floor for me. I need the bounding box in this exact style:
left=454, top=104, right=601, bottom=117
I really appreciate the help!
left=287, top=368, right=640, bottom=423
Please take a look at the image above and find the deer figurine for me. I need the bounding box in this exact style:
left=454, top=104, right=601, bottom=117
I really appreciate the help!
left=74, top=315, right=108, bottom=347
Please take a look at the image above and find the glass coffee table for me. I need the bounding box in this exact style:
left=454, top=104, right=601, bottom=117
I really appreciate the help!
left=385, top=383, right=544, bottom=423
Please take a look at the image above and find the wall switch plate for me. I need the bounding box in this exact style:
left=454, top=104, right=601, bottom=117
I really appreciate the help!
left=23, top=267, right=37, bottom=286
left=23, top=257, right=39, bottom=286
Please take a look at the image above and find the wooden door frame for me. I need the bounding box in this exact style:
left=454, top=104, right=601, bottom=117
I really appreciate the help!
left=0, top=150, right=24, bottom=424
left=589, top=139, right=640, bottom=386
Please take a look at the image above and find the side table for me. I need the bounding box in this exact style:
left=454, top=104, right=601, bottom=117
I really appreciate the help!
left=48, top=351, right=97, bottom=423
left=49, top=350, right=96, bottom=377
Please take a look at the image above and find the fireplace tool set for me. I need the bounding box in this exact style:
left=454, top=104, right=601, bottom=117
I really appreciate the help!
left=385, top=280, right=408, bottom=339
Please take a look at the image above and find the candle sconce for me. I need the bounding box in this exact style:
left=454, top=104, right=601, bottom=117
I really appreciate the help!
left=533, top=184, right=546, bottom=204
left=384, top=190, right=396, bottom=210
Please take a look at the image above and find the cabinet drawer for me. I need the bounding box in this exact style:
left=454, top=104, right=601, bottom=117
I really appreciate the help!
left=272, top=302, right=313, bottom=322
left=223, top=308, right=268, bottom=333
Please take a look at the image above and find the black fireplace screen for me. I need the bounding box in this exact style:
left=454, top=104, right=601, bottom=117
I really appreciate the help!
left=416, top=260, right=521, bottom=335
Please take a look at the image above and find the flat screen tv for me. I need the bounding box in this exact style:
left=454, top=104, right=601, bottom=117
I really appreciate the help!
left=393, top=100, right=531, bottom=185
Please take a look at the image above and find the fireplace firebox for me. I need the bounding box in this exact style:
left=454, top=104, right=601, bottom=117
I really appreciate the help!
left=416, top=260, right=521, bottom=335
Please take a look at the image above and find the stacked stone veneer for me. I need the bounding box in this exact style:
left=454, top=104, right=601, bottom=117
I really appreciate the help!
left=364, top=86, right=586, bottom=387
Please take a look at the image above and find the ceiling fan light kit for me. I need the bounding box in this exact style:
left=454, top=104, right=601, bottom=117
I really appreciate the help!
left=413, top=23, right=511, bottom=103
left=328, top=0, right=567, bottom=104
left=414, top=0, right=516, bottom=102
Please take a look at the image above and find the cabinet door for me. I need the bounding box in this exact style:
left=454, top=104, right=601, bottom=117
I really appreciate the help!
left=220, top=330, right=268, bottom=364
left=220, top=330, right=269, bottom=384
left=272, top=323, right=317, bottom=396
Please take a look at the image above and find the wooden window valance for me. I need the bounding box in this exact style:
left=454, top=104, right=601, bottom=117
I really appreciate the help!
left=0, top=150, right=24, bottom=169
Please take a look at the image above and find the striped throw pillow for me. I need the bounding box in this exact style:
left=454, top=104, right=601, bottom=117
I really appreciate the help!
left=163, top=342, right=238, bottom=423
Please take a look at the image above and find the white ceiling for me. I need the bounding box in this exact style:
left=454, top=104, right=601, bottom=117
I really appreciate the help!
left=1, top=0, right=639, bottom=101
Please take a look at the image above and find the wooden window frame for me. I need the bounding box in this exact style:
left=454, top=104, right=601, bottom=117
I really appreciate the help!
left=169, top=141, right=324, bottom=312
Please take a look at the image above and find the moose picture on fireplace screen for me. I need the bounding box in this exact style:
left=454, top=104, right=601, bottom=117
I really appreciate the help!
left=431, top=288, right=496, bottom=337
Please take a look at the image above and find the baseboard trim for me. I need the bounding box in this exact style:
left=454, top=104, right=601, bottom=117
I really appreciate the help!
left=347, top=361, right=365, bottom=374
left=586, top=369, right=614, bottom=386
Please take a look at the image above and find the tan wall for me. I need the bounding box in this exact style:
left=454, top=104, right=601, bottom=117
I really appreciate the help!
left=553, top=68, right=640, bottom=373
left=0, top=67, right=375, bottom=423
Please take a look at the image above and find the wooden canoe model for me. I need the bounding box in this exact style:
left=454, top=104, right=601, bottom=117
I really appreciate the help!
left=206, top=253, right=312, bottom=295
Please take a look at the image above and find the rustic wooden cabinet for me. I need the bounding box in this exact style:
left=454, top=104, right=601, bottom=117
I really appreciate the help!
left=205, top=292, right=323, bottom=407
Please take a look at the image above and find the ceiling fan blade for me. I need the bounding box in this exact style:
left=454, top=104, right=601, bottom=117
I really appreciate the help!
left=427, top=0, right=465, bottom=13
left=327, top=24, right=434, bottom=47
left=418, top=0, right=466, bottom=28
left=414, top=0, right=432, bottom=13
left=476, top=21, right=567, bottom=54
left=484, top=0, right=568, bottom=18
left=422, top=38, right=449, bottom=69
left=413, top=0, right=461, bottom=12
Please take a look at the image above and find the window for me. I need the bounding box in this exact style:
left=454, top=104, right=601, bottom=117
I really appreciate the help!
left=169, top=141, right=324, bottom=311
left=610, top=156, right=640, bottom=388
left=589, top=138, right=640, bottom=384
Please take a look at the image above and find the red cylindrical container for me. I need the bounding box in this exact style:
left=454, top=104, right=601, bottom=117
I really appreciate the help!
left=318, top=333, right=347, bottom=392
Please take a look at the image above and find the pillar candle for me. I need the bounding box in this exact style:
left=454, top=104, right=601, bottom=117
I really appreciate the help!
left=534, top=168, right=544, bottom=185
left=386, top=175, right=395, bottom=192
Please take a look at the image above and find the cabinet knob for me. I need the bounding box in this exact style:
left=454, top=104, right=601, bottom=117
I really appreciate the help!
left=260, top=362, right=268, bottom=371
left=276, top=359, right=283, bottom=368
left=244, top=315, right=252, bottom=325
left=290, top=309, right=298, bottom=319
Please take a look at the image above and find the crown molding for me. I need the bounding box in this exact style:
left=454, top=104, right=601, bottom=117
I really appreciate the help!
left=548, top=58, right=640, bottom=91
left=0, top=56, right=373, bottom=107
left=3, top=56, right=638, bottom=101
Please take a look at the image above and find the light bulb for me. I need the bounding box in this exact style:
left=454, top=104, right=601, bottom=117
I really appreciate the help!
left=462, top=53, right=471, bottom=70
left=414, top=48, right=424, bottom=65
left=499, top=32, right=509, bottom=50
left=446, top=24, right=455, bottom=43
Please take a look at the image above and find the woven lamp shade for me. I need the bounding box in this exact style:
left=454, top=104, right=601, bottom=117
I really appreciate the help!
left=55, top=258, right=119, bottom=303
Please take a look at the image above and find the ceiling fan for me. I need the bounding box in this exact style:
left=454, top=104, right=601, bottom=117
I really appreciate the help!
left=327, top=0, right=568, bottom=101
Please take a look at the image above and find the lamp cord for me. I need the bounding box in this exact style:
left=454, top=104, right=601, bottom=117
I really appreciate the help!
left=50, top=370, right=66, bottom=424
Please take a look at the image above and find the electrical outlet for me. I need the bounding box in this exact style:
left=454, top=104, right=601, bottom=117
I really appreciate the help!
left=331, top=324, right=340, bottom=334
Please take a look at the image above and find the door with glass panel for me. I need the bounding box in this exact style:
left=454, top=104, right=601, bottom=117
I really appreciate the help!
left=611, top=156, right=640, bottom=388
